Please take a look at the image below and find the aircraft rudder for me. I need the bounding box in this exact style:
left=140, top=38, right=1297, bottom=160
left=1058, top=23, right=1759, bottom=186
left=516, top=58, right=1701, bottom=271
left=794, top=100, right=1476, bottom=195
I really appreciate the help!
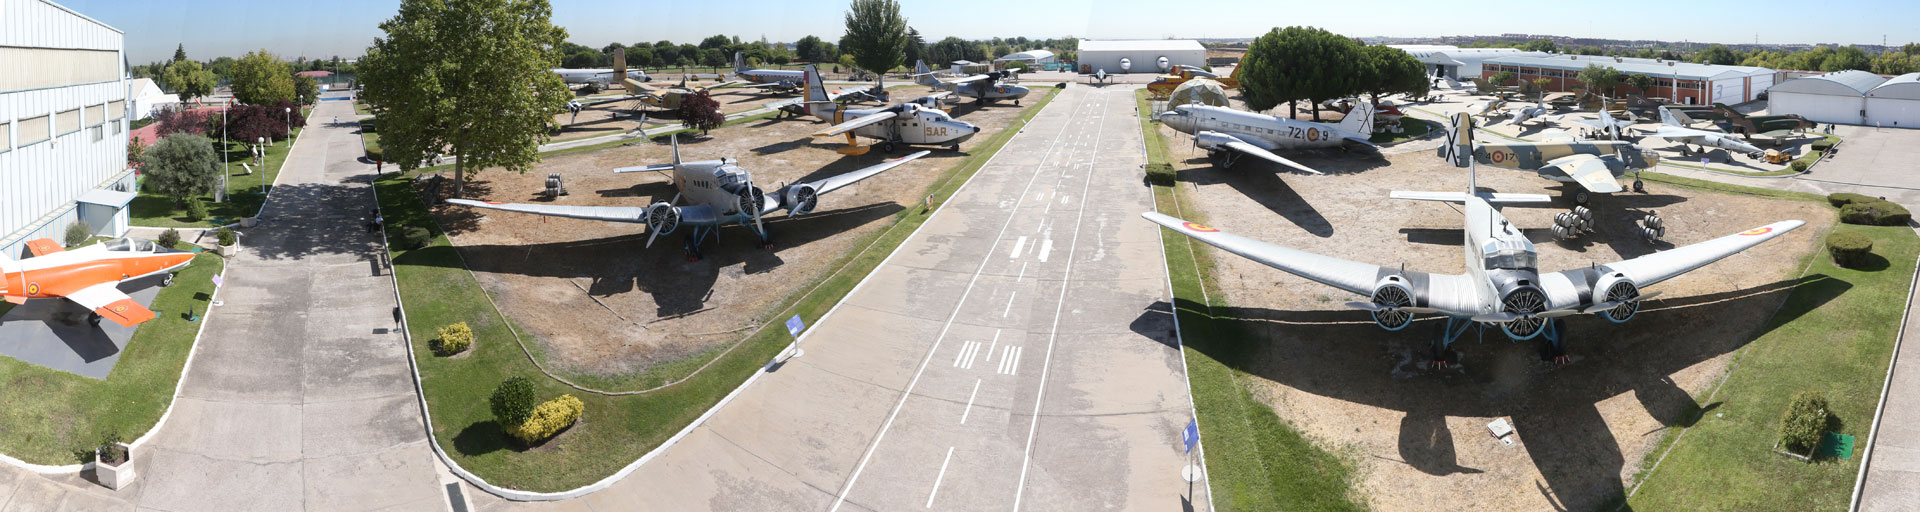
left=734, top=51, right=747, bottom=73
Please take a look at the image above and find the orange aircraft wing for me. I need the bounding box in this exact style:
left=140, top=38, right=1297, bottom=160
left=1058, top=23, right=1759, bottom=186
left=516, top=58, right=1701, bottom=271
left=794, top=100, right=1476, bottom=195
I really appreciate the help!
left=24, top=238, right=63, bottom=257
left=65, top=282, right=158, bottom=327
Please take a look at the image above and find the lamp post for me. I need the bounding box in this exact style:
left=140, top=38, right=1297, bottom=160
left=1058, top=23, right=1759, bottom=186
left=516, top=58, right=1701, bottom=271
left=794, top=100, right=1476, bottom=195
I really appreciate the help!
left=257, top=137, right=267, bottom=194
left=283, top=107, right=292, bottom=144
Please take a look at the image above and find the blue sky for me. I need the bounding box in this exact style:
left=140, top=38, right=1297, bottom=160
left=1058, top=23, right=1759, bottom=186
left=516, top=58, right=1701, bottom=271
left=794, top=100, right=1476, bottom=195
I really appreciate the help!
left=61, top=0, right=1920, bottom=64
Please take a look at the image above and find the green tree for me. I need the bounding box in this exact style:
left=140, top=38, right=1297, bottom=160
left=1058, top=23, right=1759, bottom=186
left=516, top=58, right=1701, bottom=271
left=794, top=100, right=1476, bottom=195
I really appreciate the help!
left=1489, top=70, right=1517, bottom=87
left=1240, top=26, right=1364, bottom=120
left=1529, top=78, right=1550, bottom=97
left=360, top=0, right=571, bottom=198
left=904, top=27, right=928, bottom=67
left=699, top=34, right=733, bottom=50
left=1694, top=44, right=1738, bottom=65
left=294, top=74, right=320, bottom=105
left=676, top=90, right=724, bottom=135
left=1576, top=64, right=1624, bottom=98
left=172, top=44, right=187, bottom=63
left=141, top=133, right=222, bottom=207
left=842, top=0, right=908, bottom=83
left=1521, top=38, right=1557, bottom=53
left=1826, top=45, right=1872, bottom=71
left=1355, top=44, right=1429, bottom=106
left=1624, top=73, right=1656, bottom=96
left=929, top=37, right=974, bottom=66
left=231, top=49, right=295, bottom=105
left=795, top=35, right=830, bottom=63
left=489, top=376, right=537, bottom=428
left=161, top=59, right=216, bottom=105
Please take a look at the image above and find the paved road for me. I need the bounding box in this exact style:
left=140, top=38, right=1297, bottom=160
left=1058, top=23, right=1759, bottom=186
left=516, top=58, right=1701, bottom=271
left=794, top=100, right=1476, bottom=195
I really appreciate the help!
left=471, top=84, right=1205, bottom=510
left=0, top=92, right=447, bottom=510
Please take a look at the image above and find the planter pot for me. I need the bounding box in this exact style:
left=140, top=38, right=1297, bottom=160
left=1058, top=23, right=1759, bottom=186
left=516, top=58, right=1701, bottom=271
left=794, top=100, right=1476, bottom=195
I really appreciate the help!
left=218, top=244, right=237, bottom=256
left=94, top=442, right=135, bottom=490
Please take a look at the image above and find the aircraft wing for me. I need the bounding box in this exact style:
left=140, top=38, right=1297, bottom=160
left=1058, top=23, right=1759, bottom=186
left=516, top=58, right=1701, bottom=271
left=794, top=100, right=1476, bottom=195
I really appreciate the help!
left=1541, top=220, right=1805, bottom=312
left=814, top=111, right=898, bottom=137
left=612, top=164, right=676, bottom=174
left=1143, top=212, right=1482, bottom=316
left=1539, top=154, right=1624, bottom=194
left=1209, top=134, right=1322, bottom=175
left=1645, top=126, right=1708, bottom=141
left=1389, top=191, right=1552, bottom=204
left=25, top=238, right=63, bottom=257
left=944, top=74, right=990, bottom=85
left=799, top=151, right=930, bottom=197
left=446, top=200, right=651, bottom=223
left=65, top=282, right=157, bottom=327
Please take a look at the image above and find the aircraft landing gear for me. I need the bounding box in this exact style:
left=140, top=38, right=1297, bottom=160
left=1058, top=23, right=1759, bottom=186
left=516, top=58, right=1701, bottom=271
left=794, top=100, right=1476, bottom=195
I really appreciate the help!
left=1537, top=318, right=1571, bottom=366
left=88, top=312, right=103, bottom=327
left=162, top=273, right=176, bottom=287
left=1212, top=150, right=1239, bottom=169
left=881, top=141, right=897, bottom=153
left=1571, top=189, right=1591, bottom=206
left=683, top=226, right=715, bottom=262
left=1429, top=316, right=1474, bottom=370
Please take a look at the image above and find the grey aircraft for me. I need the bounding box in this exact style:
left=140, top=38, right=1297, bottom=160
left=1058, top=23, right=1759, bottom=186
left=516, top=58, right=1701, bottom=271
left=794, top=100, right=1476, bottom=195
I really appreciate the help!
left=912, top=60, right=1031, bottom=105
left=448, top=134, right=928, bottom=260
left=795, top=64, right=980, bottom=155
left=1641, top=106, right=1766, bottom=160
left=1156, top=102, right=1378, bottom=174
left=1440, top=114, right=1657, bottom=204
left=1146, top=113, right=1803, bottom=366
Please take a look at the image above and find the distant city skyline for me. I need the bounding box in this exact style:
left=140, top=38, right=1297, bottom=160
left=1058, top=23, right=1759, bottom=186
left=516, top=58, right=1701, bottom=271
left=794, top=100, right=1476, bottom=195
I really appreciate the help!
left=57, top=0, right=1920, bottom=65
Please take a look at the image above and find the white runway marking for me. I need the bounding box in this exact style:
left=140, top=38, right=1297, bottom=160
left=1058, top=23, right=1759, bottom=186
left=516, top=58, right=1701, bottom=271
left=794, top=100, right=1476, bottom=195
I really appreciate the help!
left=962, top=340, right=982, bottom=369
left=984, top=329, right=1000, bottom=362
left=998, top=346, right=1023, bottom=376
left=1009, top=236, right=1027, bottom=259
left=1003, top=291, right=1017, bottom=318
left=952, top=340, right=972, bottom=368
left=1038, top=239, right=1054, bottom=263
left=926, top=446, right=955, bottom=508
left=960, top=379, right=981, bottom=424
left=1015, top=262, right=1028, bottom=283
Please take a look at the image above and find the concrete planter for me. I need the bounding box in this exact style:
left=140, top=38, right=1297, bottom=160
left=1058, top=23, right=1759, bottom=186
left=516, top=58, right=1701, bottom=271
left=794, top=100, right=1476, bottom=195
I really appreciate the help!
left=94, top=442, right=135, bottom=490
left=217, top=243, right=237, bottom=257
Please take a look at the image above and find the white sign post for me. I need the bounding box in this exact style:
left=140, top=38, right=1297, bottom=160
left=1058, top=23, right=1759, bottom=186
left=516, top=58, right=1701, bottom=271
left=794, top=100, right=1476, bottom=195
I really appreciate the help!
left=783, top=314, right=806, bottom=359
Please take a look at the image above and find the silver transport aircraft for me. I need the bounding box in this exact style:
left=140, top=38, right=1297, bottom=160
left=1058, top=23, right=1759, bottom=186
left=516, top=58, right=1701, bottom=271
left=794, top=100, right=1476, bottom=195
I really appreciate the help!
left=1144, top=112, right=1803, bottom=367
left=1156, top=101, right=1378, bottom=174
left=448, top=135, right=927, bottom=260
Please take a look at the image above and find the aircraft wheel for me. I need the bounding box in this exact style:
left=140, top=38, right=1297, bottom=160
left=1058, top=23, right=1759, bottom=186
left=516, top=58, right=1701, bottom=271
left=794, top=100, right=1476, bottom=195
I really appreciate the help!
left=1574, top=190, right=1591, bottom=206
left=162, top=273, right=176, bottom=287
left=949, top=144, right=961, bottom=151
left=882, top=141, right=897, bottom=153
left=89, top=312, right=103, bottom=327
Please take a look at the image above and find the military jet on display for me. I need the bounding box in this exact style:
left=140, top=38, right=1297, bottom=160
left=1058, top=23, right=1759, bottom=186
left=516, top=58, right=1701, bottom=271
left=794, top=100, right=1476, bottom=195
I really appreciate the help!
left=1156, top=101, right=1377, bottom=174
left=1145, top=114, right=1804, bottom=367
left=1568, top=106, right=1637, bottom=140
left=2, top=238, right=195, bottom=327
left=1642, top=107, right=1766, bottom=160
left=795, top=65, right=981, bottom=155
left=1441, top=114, right=1656, bottom=204
left=1470, top=77, right=1521, bottom=97
left=1714, top=103, right=1815, bottom=138
left=912, top=60, right=1030, bottom=105
left=1087, top=68, right=1114, bottom=84
left=448, top=135, right=929, bottom=260
left=553, top=66, right=648, bottom=85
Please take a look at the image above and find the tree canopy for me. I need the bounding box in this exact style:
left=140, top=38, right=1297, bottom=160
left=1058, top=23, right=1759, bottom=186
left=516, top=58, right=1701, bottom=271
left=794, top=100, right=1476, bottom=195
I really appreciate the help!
left=842, top=0, right=909, bottom=78
left=1355, top=44, right=1429, bottom=106
left=161, top=59, right=215, bottom=105
left=1239, top=26, right=1364, bottom=120
left=359, top=0, right=571, bottom=198
left=293, top=75, right=320, bottom=105
left=141, top=133, right=221, bottom=207
left=1577, top=64, right=1624, bottom=97
left=231, top=49, right=295, bottom=105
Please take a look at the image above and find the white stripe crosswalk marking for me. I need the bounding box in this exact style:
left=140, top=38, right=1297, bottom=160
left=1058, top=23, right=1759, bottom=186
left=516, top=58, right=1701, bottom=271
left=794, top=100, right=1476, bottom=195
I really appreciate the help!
left=1009, top=236, right=1027, bottom=259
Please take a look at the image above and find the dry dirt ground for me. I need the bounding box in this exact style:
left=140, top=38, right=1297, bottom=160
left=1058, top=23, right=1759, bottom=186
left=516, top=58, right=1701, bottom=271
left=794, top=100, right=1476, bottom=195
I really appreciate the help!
left=1156, top=121, right=1838, bottom=511
left=550, top=82, right=918, bottom=142
left=428, top=89, right=1038, bottom=382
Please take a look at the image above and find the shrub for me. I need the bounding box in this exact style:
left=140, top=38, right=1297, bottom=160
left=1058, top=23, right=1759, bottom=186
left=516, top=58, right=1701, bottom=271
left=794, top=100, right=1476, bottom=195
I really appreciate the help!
left=1840, top=200, right=1911, bottom=226
left=489, top=376, right=537, bottom=427
left=398, top=225, right=432, bottom=250
left=365, top=147, right=384, bottom=164
left=158, top=228, right=182, bottom=249
left=64, top=221, right=92, bottom=247
left=506, top=394, right=584, bottom=444
left=1790, top=159, right=1809, bottom=172
left=1827, top=231, right=1874, bottom=268
left=143, top=133, right=222, bottom=207
left=1778, top=390, right=1830, bottom=455
left=1004, top=61, right=1029, bottom=71
left=1145, top=163, right=1177, bottom=186
left=1828, top=192, right=1876, bottom=207
left=96, top=431, right=126, bottom=465
left=185, top=197, right=210, bottom=221
left=1811, top=139, right=1835, bottom=152
left=215, top=227, right=236, bottom=247
left=433, top=322, right=473, bottom=355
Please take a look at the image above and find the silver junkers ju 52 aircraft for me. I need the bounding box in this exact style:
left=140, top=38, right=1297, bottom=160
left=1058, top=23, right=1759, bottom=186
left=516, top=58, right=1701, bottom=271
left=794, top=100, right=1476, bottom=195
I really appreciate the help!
left=448, top=135, right=928, bottom=261
left=1156, top=101, right=1378, bottom=175
left=1144, top=113, right=1803, bottom=367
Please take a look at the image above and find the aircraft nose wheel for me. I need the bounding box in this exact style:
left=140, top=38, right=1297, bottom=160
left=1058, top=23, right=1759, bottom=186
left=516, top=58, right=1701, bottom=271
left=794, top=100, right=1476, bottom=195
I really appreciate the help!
left=162, top=273, right=176, bottom=287
left=881, top=141, right=897, bottom=153
left=88, top=312, right=103, bottom=327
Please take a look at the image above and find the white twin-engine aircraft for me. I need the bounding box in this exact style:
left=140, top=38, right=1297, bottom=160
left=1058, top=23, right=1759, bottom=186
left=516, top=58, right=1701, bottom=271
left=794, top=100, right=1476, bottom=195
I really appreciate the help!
left=1156, top=101, right=1378, bottom=175
left=1145, top=112, right=1803, bottom=368
left=795, top=64, right=980, bottom=156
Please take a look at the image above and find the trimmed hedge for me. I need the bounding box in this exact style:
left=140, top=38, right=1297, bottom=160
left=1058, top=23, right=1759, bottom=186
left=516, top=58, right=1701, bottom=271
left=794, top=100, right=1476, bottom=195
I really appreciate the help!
left=1146, top=162, right=1177, bottom=186
left=398, top=225, right=433, bottom=250
left=506, top=394, right=584, bottom=444
left=1778, top=390, right=1830, bottom=455
left=1827, top=231, right=1875, bottom=269
left=432, top=322, right=473, bottom=355
left=1828, top=192, right=1876, bottom=207
left=1791, top=160, right=1809, bottom=172
left=1840, top=201, right=1911, bottom=226
left=489, top=376, right=536, bottom=427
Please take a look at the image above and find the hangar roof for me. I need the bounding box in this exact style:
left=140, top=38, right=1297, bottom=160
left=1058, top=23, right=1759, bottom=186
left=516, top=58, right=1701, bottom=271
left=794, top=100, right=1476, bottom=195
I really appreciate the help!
left=1869, top=73, right=1920, bottom=100
left=1772, top=70, right=1888, bottom=96
left=1080, top=40, right=1205, bottom=53
left=995, top=50, right=1055, bottom=62
left=1486, top=54, right=1771, bottom=80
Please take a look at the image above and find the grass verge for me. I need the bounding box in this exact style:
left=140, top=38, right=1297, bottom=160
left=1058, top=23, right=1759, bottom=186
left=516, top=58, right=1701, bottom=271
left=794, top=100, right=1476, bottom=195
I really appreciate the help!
left=383, top=87, right=1059, bottom=491
left=1135, top=87, right=1369, bottom=511
left=130, top=127, right=304, bottom=228
left=0, top=245, right=224, bottom=463
left=1371, top=117, right=1436, bottom=144
left=1627, top=222, right=1917, bottom=510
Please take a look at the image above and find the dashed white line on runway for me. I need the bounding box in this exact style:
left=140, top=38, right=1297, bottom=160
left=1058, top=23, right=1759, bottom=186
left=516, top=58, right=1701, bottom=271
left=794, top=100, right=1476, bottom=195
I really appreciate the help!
left=926, top=446, right=955, bottom=508
left=1003, top=291, right=1017, bottom=318
left=1015, top=262, right=1027, bottom=282
left=1009, top=236, right=1027, bottom=259
left=960, top=379, right=981, bottom=425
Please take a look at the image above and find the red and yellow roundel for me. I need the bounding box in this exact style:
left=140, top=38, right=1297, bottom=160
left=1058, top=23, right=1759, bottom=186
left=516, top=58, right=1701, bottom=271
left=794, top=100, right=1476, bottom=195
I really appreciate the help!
left=25, top=283, right=39, bottom=296
left=1183, top=222, right=1219, bottom=232
left=1739, top=227, right=1773, bottom=236
left=1307, top=127, right=1321, bottom=142
left=1491, top=151, right=1507, bottom=163
left=112, top=305, right=128, bottom=313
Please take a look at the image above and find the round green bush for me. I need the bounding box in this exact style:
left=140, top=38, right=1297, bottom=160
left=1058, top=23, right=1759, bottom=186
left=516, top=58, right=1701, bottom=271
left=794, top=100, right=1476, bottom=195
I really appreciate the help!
left=215, top=227, right=236, bottom=247
left=1778, top=390, right=1830, bottom=455
left=158, top=228, right=182, bottom=249
left=490, top=376, right=537, bottom=427
left=1828, top=192, right=1875, bottom=207
left=1145, top=163, right=1177, bottom=186
left=1827, top=231, right=1874, bottom=268
left=433, top=322, right=473, bottom=356
left=1004, top=61, right=1029, bottom=71
left=398, top=225, right=432, bottom=250
left=185, top=198, right=209, bottom=222
left=1790, top=160, right=1809, bottom=172
left=1840, top=200, right=1912, bottom=226
left=64, top=221, right=92, bottom=247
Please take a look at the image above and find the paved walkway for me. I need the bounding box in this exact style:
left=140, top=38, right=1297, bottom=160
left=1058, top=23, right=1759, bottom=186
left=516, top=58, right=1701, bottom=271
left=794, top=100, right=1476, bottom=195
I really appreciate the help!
left=0, top=91, right=447, bottom=510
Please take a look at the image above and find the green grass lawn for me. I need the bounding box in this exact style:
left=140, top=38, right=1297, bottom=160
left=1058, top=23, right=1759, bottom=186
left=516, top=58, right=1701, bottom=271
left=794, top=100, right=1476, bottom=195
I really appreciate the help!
left=383, top=87, right=1061, bottom=491
left=1372, top=117, right=1436, bottom=144
left=0, top=245, right=224, bottom=463
left=1135, top=88, right=1369, bottom=511
left=130, top=127, right=304, bottom=228
left=1627, top=222, right=1917, bottom=511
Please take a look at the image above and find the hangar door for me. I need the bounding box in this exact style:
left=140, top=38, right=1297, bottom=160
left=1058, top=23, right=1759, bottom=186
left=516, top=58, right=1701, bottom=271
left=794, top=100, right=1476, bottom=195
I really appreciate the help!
left=1769, top=93, right=1864, bottom=125
left=1866, top=97, right=1920, bottom=128
left=1711, top=79, right=1745, bottom=105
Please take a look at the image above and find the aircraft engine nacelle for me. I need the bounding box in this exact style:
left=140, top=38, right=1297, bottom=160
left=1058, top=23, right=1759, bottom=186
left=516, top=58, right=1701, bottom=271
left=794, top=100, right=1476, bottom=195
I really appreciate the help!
left=784, top=184, right=820, bottom=216
left=737, top=186, right=766, bottom=217
left=1369, top=275, right=1417, bottom=331
left=1498, top=285, right=1549, bottom=340
left=1192, top=131, right=1240, bottom=152
left=1590, top=274, right=1641, bottom=324
left=1157, top=56, right=1171, bottom=72
left=645, top=202, right=680, bottom=236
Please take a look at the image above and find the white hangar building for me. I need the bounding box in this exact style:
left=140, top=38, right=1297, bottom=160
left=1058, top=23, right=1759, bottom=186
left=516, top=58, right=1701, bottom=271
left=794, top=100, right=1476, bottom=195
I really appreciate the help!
left=1, top=0, right=134, bottom=258
left=1076, top=40, right=1206, bottom=75
left=1766, top=70, right=1889, bottom=126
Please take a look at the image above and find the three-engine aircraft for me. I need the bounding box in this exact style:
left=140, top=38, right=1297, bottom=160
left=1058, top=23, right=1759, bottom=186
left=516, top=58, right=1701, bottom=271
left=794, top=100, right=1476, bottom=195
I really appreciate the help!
left=1145, top=113, right=1803, bottom=367
left=794, top=65, right=980, bottom=155
left=912, top=60, right=1030, bottom=105
left=448, top=135, right=929, bottom=260
left=1640, top=107, right=1766, bottom=160
left=1156, top=101, right=1377, bottom=174
left=2, top=238, right=195, bottom=327
left=1441, top=114, right=1656, bottom=205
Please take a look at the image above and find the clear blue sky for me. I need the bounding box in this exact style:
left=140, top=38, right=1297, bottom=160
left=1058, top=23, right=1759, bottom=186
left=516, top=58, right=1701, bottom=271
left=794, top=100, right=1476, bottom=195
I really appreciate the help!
left=62, top=0, right=1920, bottom=65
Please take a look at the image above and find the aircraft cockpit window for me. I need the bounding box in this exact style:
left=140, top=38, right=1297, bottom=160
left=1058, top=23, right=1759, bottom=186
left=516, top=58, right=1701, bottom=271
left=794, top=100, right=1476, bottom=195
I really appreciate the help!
left=105, top=239, right=131, bottom=251
left=136, top=240, right=155, bottom=252
left=1483, top=243, right=1536, bottom=270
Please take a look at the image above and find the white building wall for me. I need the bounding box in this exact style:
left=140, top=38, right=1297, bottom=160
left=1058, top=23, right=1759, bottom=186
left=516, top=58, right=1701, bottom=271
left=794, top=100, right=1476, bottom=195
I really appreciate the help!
left=1866, top=97, right=1920, bottom=128
left=1768, top=92, right=1866, bottom=125
left=0, top=0, right=128, bottom=256
left=0, top=0, right=123, bottom=51
left=1710, top=78, right=1745, bottom=105
left=1077, top=48, right=1207, bottom=75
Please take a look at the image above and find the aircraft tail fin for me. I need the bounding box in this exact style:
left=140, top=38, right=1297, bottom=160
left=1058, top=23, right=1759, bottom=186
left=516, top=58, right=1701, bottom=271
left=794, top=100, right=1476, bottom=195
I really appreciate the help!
left=1337, top=101, right=1375, bottom=137
left=1658, top=106, right=1685, bottom=127
left=613, top=48, right=627, bottom=83
left=914, top=60, right=937, bottom=86
left=1435, top=112, right=1478, bottom=193
left=802, top=64, right=829, bottom=117
left=734, top=52, right=748, bottom=73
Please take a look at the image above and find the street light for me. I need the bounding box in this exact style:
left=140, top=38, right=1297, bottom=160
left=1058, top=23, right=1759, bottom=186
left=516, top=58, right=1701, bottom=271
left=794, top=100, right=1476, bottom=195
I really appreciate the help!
left=283, top=107, right=292, bottom=145
left=257, top=137, right=267, bottom=194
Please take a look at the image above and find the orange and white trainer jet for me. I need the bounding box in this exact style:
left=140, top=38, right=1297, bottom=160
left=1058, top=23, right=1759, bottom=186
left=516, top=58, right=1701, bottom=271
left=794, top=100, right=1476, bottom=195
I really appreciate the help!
left=2, top=237, right=196, bottom=327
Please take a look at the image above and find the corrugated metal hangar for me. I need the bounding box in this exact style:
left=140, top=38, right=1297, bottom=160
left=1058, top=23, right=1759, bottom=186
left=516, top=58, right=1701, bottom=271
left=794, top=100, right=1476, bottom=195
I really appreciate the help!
left=1765, top=70, right=1908, bottom=126
left=1866, top=73, right=1920, bottom=128
left=1, top=0, right=133, bottom=258
left=1077, top=40, right=1206, bottom=75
